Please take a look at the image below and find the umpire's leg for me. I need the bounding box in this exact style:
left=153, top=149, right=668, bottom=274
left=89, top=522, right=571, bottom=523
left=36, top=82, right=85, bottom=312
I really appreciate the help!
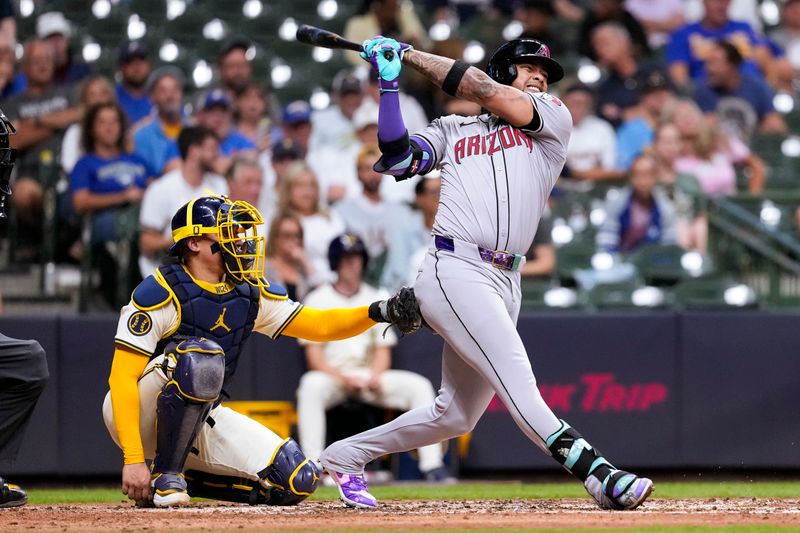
left=0, top=333, right=49, bottom=463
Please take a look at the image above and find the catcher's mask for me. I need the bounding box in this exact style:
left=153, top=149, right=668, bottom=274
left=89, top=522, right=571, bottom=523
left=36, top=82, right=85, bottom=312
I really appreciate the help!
left=486, top=38, right=564, bottom=86
left=0, top=109, right=17, bottom=220
left=169, top=195, right=266, bottom=287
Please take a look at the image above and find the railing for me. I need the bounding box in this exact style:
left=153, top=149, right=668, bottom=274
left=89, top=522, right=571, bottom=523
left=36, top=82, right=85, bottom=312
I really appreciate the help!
left=706, top=191, right=800, bottom=307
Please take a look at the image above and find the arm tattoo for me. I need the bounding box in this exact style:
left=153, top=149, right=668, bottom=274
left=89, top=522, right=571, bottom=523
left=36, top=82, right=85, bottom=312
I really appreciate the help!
left=404, top=50, right=499, bottom=103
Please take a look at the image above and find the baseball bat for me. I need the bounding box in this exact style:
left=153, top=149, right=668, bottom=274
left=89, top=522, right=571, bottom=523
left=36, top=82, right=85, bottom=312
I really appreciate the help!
left=296, top=25, right=363, bottom=53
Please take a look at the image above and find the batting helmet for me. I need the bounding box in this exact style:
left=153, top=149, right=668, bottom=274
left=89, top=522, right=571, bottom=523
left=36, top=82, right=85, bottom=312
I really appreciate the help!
left=486, top=39, right=564, bottom=86
left=328, top=233, right=369, bottom=273
left=169, top=195, right=266, bottom=287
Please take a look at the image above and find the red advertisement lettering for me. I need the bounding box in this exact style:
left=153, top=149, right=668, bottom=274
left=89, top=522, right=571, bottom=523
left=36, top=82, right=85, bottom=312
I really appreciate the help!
left=485, top=373, right=669, bottom=415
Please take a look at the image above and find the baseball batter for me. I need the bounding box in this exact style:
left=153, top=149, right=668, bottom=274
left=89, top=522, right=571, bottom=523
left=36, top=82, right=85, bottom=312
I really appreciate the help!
left=101, top=195, right=420, bottom=507
left=319, top=37, right=654, bottom=510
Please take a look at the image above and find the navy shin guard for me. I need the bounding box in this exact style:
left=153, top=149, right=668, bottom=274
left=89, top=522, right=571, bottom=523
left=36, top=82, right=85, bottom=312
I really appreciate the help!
left=153, top=338, right=225, bottom=476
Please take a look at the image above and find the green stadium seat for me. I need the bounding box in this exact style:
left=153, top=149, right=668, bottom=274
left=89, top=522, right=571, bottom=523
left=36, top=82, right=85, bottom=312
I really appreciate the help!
left=555, top=241, right=596, bottom=286
left=586, top=280, right=646, bottom=310
left=627, top=243, right=712, bottom=286
left=673, top=277, right=758, bottom=310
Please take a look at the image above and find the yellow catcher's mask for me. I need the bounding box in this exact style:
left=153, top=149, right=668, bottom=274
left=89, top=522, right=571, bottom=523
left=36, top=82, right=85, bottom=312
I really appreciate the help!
left=169, top=195, right=266, bottom=288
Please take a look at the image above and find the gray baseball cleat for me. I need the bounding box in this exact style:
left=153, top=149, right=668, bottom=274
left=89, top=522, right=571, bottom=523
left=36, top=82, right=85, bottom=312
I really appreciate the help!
left=584, top=470, right=654, bottom=510
left=152, top=472, right=191, bottom=507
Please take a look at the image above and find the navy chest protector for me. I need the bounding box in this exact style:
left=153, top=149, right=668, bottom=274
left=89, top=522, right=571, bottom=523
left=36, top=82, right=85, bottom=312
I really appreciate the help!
left=155, top=263, right=260, bottom=389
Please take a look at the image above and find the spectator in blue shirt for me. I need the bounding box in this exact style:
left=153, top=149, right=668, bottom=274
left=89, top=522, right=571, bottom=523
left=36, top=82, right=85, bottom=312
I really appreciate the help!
left=616, top=70, right=675, bottom=171
left=71, top=102, right=147, bottom=243
left=665, top=0, right=773, bottom=89
left=35, top=12, right=91, bottom=86
left=71, top=102, right=148, bottom=305
left=131, top=66, right=185, bottom=176
left=693, top=40, right=786, bottom=138
left=164, top=88, right=257, bottom=176
left=115, top=41, right=153, bottom=127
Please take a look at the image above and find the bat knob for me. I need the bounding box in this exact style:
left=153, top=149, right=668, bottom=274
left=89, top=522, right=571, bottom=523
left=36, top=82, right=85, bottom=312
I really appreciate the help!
left=382, top=49, right=395, bottom=62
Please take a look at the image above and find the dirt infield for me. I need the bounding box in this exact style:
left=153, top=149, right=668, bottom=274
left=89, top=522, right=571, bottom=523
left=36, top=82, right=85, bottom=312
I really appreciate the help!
left=3, top=498, right=799, bottom=531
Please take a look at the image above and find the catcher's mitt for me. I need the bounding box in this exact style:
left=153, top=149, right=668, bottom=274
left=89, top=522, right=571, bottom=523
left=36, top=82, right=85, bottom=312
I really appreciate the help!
left=369, top=287, right=424, bottom=335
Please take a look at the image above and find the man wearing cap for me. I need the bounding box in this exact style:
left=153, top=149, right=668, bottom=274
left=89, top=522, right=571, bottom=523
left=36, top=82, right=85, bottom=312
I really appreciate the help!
left=192, top=89, right=256, bottom=175
left=216, top=38, right=253, bottom=97
left=132, top=66, right=186, bottom=176
left=281, top=100, right=313, bottom=156
left=137, top=126, right=228, bottom=278
left=309, top=70, right=366, bottom=153
left=4, top=38, right=80, bottom=229
left=35, top=11, right=90, bottom=86
left=616, top=70, right=675, bottom=171
left=116, top=40, right=153, bottom=126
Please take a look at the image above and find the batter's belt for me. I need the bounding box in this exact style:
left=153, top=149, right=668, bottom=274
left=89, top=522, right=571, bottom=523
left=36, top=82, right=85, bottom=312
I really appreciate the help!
left=433, top=235, right=526, bottom=272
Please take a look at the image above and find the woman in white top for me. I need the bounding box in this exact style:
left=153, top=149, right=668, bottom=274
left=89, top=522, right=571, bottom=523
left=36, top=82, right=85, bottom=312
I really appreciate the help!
left=277, top=161, right=345, bottom=284
left=60, top=75, right=116, bottom=175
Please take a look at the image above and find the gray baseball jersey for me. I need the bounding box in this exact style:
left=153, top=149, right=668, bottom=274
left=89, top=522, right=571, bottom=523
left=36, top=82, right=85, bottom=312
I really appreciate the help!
left=320, top=92, right=575, bottom=476
left=415, top=91, right=571, bottom=254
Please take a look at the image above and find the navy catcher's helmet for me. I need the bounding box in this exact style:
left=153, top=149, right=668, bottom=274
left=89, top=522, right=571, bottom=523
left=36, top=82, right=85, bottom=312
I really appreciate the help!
left=328, top=233, right=369, bottom=272
left=486, top=39, right=564, bottom=86
left=169, top=195, right=266, bottom=287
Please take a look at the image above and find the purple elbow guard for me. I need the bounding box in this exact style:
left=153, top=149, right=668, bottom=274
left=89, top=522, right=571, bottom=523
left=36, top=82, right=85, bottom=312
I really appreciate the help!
left=374, top=133, right=434, bottom=180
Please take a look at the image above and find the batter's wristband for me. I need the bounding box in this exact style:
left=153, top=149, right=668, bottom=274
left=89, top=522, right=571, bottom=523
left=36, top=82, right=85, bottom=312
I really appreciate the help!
left=378, top=131, right=410, bottom=158
left=442, top=60, right=470, bottom=97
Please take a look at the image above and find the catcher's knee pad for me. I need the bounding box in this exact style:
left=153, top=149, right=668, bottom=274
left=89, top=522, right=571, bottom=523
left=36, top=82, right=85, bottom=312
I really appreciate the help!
left=164, top=337, right=225, bottom=402
left=153, top=338, right=225, bottom=475
left=546, top=419, right=614, bottom=482
left=257, top=438, right=320, bottom=505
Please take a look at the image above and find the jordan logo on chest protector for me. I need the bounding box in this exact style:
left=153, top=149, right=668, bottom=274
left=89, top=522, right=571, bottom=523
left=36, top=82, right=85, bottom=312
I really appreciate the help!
left=211, top=307, right=231, bottom=333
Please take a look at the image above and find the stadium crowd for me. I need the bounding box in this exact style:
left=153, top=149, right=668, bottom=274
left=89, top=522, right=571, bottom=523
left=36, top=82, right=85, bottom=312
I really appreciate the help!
left=0, top=0, right=799, bottom=311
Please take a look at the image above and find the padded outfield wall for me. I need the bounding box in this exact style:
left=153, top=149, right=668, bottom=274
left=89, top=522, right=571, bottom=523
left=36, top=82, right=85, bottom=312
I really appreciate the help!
left=1, top=312, right=798, bottom=475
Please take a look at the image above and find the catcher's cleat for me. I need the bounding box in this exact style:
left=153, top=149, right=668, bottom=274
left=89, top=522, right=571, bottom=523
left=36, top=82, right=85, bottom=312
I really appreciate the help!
left=324, top=469, right=377, bottom=509
left=152, top=472, right=190, bottom=507
left=585, top=470, right=653, bottom=510
left=0, top=476, right=27, bottom=508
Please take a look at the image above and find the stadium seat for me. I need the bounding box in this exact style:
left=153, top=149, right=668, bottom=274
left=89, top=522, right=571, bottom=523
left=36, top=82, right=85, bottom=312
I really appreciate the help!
left=628, top=243, right=713, bottom=286
left=673, top=276, right=758, bottom=310
left=586, top=280, right=641, bottom=310
left=555, top=241, right=596, bottom=287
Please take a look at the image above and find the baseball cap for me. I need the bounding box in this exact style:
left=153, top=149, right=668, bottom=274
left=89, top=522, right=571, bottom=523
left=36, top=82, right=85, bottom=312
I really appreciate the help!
left=272, top=138, right=303, bottom=161
left=201, top=88, right=231, bottom=110
left=282, top=100, right=311, bottom=126
left=36, top=12, right=72, bottom=39
left=218, top=37, right=251, bottom=60
left=146, top=65, right=186, bottom=93
left=119, top=40, right=149, bottom=63
left=333, top=71, right=365, bottom=95
left=352, top=102, right=378, bottom=131
left=639, top=69, right=672, bottom=94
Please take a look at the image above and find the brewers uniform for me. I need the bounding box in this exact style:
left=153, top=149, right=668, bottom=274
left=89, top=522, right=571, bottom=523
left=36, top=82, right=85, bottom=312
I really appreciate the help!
left=320, top=37, right=653, bottom=511
left=102, top=262, right=310, bottom=504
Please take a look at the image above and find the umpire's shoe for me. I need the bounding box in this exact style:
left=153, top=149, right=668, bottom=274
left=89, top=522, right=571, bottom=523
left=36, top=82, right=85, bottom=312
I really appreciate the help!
left=0, top=476, right=28, bottom=508
left=585, top=470, right=653, bottom=510
left=152, top=472, right=190, bottom=507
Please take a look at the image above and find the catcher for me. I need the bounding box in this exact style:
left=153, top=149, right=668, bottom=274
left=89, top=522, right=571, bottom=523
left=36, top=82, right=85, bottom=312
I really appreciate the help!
left=101, top=195, right=422, bottom=507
